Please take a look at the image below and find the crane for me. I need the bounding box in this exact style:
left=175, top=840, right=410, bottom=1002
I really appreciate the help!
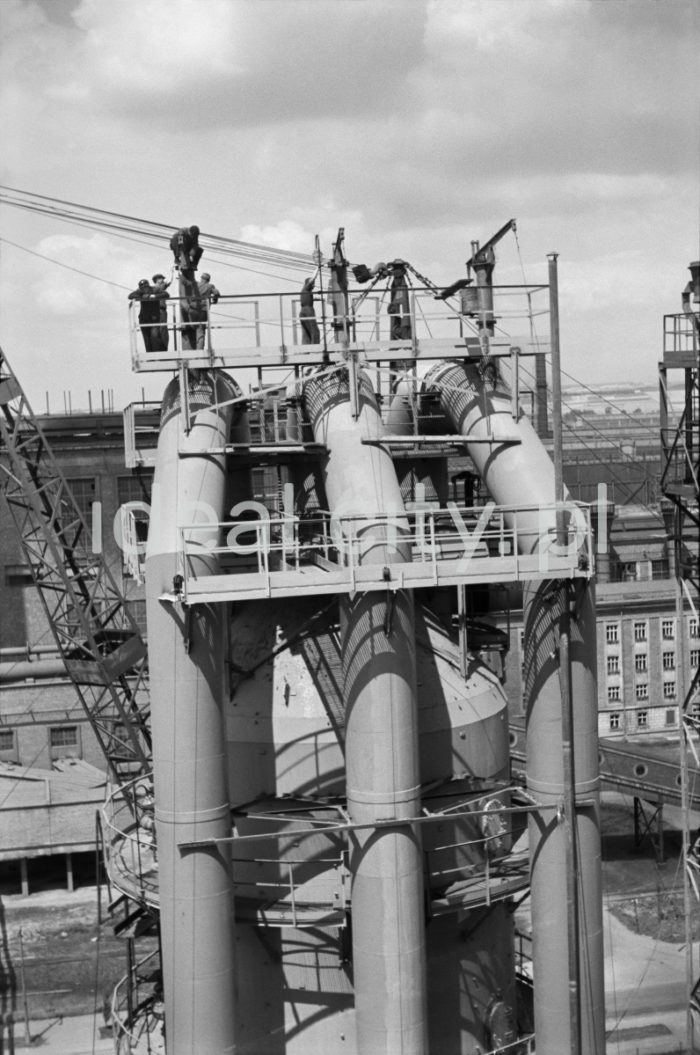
left=0, top=347, right=152, bottom=787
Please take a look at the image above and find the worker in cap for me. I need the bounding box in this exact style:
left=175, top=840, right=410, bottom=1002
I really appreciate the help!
left=128, top=279, right=160, bottom=352
left=169, top=224, right=203, bottom=271
left=193, top=272, right=221, bottom=349
left=151, top=274, right=171, bottom=351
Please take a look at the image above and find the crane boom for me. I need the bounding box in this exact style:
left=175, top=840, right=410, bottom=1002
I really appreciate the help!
left=0, top=347, right=152, bottom=786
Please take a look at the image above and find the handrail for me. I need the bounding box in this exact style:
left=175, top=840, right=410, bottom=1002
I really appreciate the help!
left=111, top=946, right=163, bottom=1050
left=129, top=283, right=553, bottom=371
left=173, top=501, right=593, bottom=601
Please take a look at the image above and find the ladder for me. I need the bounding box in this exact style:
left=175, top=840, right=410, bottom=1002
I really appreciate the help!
left=0, top=347, right=152, bottom=786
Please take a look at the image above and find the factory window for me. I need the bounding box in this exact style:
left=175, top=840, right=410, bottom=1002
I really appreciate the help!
left=117, top=474, right=153, bottom=506
left=607, top=685, right=621, bottom=703
left=635, top=683, right=649, bottom=701
left=665, top=708, right=677, bottom=727
left=3, top=563, right=34, bottom=586
left=66, top=477, right=97, bottom=520
left=606, top=655, right=620, bottom=675
left=661, top=619, right=675, bottom=640
left=609, top=713, right=621, bottom=731
left=662, top=651, right=676, bottom=671
left=50, top=726, right=78, bottom=747
left=636, top=710, right=648, bottom=729
left=634, top=653, right=648, bottom=673
left=663, top=681, right=677, bottom=699
left=49, top=725, right=80, bottom=759
left=633, top=621, right=648, bottom=642
left=691, top=650, right=700, bottom=668
left=605, top=623, right=619, bottom=644
left=0, top=729, right=17, bottom=756
left=690, top=619, right=699, bottom=639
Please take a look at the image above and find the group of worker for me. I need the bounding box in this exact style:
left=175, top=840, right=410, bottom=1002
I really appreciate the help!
left=129, top=225, right=220, bottom=352
left=299, top=258, right=414, bottom=345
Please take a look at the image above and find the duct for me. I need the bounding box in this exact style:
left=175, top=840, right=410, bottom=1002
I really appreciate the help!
left=424, top=359, right=605, bottom=1055
left=145, top=371, right=241, bottom=1055
left=302, top=368, right=428, bottom=1055
left=0, top=659, right=66, bottom=681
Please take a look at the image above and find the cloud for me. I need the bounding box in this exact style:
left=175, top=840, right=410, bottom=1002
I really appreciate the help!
left=61, top=0, right=428, bottom=129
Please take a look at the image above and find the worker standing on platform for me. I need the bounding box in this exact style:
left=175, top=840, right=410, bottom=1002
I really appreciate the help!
left=682, top=261, right=700, bottom=341
left=151, top=273, right=171, bottom=351
left=128, top=278, right=160, bottom=352
left=194, top=272, right=220, bottom=349
left=170, top=225, right=203, bottom=272
left=300, top=275, right=320, bottom=344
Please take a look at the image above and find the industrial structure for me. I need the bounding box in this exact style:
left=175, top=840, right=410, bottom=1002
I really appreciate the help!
left=4, top=227, right=697, bottom=1053
left=117, top=224, right=601, bottom=1054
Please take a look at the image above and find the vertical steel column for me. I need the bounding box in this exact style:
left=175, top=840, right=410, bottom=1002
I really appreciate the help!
left=303, top=369, right=428, bottom=1055
left=145, top=372, right=238, bottom=1055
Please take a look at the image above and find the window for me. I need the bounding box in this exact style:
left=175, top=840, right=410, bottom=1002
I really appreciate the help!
left=66, top=478, right=97, bottom=519
left=663, top=681, right=677, bottom=699
left=691, top=650, right=700, bottom=668
left=690, top=619, right=699, bottom=640
left=635, top=683, right=649, bottom=701
left=633, top=621, right=647, bottom=642
left=607, top=685, right=621, bottom=703
left=665, top=708, right=677, bottom=727
left=634, top=653, right=648, bottom=673
left=117, top=474, right=153, bottom=506
left=0, top=729, right=16, bottom=754
left=609, top=713, right=621, bottom=731
left=636, top=710, right=648, bottom=729
left=605, top=623, right=620, bottom=644
left=662, top=619, right=675, bottom=640
left=50, top=726, right=78, bottom=748
left=606, top=655, right=620, bottom=675
left=662, top=652, right=676, bottom=671
left=3, top=563, right=34, bottom=587
left=49, top=725, right=80, bottom=759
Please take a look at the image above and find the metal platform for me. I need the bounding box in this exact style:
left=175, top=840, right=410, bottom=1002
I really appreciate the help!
left=161, top=502, right=593, bottom=605
left=128, top=285, right=551, bottom=373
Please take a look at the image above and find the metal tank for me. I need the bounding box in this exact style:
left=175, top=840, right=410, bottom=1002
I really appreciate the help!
left=145, top=371, right=241, bottom=1055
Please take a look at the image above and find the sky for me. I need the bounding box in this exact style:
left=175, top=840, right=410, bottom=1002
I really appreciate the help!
left=1, top=0, right=699, bottom=413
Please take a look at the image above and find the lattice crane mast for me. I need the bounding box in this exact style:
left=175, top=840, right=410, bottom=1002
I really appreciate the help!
left=0, top=347, right=151, bottom=786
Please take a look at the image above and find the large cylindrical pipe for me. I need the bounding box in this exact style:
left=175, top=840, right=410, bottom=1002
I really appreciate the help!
left=425, top=359, right=604, bottom=1055
left=145, top=371, right=239, bottom=1055
left=303, top=369, right=428, bottom=1055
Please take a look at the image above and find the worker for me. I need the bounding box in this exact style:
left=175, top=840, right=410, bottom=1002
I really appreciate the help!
left=198, top=272, right=220, bottom=304
left=682, top=262, right=700, bottom=341
left=299, top=275, right=320, bottom=344
left=151, top=274, right=171, bottom=351
left=387, top=260, right=412, bottom=340
left=193, top=273, right=220, bottom=349
left=128, top=279, right=161, bottom=352
left=170, top=225, right=203, bottom=272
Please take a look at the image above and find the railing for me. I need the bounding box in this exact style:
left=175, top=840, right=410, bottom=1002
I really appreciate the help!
left=664, top=312, right=700, bottom=361
left=111, top=946, right=164, bottom=1055
left=129, top=284, right=551, bottom=372
left=123, top=401, right=161, bottom=468
left=102, top=776, right=160, bottom=905
left=172, top=501, right=594, bottom=602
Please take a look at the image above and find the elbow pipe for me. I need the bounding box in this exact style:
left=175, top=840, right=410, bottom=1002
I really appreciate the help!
left=302, top=368, right=428, bottom=1055
left=424, top=358, right=604, bottom=1055
left=145, top=370, right=240, bottom=1055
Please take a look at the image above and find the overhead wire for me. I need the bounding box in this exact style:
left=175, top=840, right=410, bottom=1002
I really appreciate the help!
left=0, top=185, right=316, bottom=276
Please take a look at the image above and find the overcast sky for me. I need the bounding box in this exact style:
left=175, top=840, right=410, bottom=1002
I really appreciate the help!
left=1, top=0, right=699, bottom=413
